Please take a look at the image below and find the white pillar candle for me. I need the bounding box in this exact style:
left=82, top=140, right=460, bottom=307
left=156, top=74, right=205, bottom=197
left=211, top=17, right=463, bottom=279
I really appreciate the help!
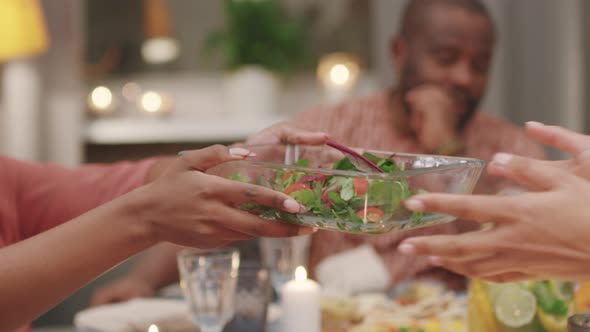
left=281, top=266, right=321, bottom=332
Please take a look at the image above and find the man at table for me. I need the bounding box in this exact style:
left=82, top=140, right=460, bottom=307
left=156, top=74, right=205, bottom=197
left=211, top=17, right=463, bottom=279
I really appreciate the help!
left=91, top=0, right=544, bottom=303
left=288, top=0, right=544, bottom=288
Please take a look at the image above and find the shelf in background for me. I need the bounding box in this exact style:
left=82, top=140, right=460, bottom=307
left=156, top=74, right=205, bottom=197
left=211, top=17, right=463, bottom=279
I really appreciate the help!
left=84, top=73, right=323, bottom=145
left=85, top=115, right=290, bottom=144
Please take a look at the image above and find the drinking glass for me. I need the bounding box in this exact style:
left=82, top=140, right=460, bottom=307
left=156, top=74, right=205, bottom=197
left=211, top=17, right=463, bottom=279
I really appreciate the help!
left=177, top=248, right=240, bottom=332
left=223, top=262, right=272, bottom=332
left=260, top=235, right=310, bottom=296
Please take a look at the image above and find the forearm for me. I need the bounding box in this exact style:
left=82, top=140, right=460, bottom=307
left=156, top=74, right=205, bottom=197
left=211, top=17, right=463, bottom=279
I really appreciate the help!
left=125, top=243, right=182, bottom=290
left=0, top=190, right=154, bottom=331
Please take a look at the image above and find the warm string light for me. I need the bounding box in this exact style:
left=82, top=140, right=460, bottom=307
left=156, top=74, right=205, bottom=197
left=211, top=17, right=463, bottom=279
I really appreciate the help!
left=88, top=84, right=173, bottom=116
left=122, top=82, right=141, bottom=101
left=87, top=86, right=114, bottom=114
left=139, top=90, right=173, bottom=114
left=317, top=53, right=361, bottom=91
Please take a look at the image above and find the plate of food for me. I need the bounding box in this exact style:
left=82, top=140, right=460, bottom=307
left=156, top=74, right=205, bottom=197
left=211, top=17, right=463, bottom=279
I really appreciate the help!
left=320, top=281, right=467, bottom=332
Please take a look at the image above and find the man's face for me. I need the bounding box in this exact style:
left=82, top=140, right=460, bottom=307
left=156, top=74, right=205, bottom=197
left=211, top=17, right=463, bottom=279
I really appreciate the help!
left=396, top=7, right=495, bottom=129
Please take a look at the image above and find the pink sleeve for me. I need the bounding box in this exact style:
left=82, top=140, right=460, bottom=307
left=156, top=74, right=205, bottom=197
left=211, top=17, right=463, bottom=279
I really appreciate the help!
left=9, top=157, right=158, bottom=239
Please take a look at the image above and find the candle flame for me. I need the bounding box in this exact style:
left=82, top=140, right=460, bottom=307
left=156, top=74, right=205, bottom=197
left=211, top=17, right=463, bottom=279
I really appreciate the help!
left=148, top=324, right=159, bottom=332
left=295, top=265, right=307, bottom=281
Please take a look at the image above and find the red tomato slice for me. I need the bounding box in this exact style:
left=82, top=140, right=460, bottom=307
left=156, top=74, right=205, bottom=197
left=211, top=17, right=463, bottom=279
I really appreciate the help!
left=353, top=178, right=370, bottom=195
left=282, top=171, right=295, bottom=180
left=356, top=207, right=385, bottom=223
left=285, top=183, right=311, bottom=195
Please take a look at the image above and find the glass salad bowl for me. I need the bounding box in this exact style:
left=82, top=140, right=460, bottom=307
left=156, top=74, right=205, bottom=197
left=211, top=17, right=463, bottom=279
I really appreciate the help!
left=207, top=144, right=485, bottom=235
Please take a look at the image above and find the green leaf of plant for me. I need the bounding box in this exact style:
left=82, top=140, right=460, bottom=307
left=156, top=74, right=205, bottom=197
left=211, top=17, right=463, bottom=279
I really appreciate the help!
left=295, top=159, right=310, bottom=167
left=339, top=178, right=355, bottom=201
left=333, top=158, right=360, bottom=171
left=289, top=189, right=316, bottom=207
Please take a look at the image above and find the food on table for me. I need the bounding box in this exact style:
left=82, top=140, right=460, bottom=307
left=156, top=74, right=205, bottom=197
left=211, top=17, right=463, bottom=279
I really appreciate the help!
left=320, top=282, right=467, bottom=332
left=208, top=144, right=484, bottom=234
left=469, top=279, right=575, bottom=332
left=228, top=154, right=428, bottom=234
left=575, top=281, right=590, bottom=312
left=321, top=297, right=362, bottom=328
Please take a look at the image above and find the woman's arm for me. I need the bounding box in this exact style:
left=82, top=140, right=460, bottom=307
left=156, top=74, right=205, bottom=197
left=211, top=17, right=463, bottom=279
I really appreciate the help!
left=90, top=125, right=329, bottom=306
left=90, top=243, right=181, bottom=306
left=1, top=145, right=313, bottom=331
left=0, top=191, right=154, bottom=331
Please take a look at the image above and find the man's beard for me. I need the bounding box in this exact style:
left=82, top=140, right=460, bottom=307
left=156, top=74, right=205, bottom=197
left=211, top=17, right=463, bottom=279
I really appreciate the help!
left=399, top=62, right=480, bottom=131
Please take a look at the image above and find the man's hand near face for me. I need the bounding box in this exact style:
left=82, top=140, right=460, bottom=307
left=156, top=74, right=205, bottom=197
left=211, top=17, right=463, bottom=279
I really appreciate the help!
left=405, top=85, right=463, bottom=154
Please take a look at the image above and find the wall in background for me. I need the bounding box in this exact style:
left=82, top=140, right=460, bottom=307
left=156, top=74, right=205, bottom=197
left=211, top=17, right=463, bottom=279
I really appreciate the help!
left=40, top=0, right=85, bottom=166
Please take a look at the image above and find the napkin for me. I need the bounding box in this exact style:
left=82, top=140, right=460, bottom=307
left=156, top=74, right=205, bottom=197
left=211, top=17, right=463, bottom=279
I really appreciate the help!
left=74, top=298, right=194, bottom=332
left=315, top=245, right=391, bottom=297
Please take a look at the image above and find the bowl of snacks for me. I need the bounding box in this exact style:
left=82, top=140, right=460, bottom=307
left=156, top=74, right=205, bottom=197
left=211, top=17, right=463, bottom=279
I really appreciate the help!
left=207, top=143, right=484, bottom=235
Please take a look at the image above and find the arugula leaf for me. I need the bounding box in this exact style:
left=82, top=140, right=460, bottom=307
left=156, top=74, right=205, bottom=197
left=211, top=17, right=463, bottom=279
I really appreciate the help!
left=333, top=157, right=360, bottom=171
left=362, top=152, right=382, bottom=164
left=339, top=178, right=355, bottom=201
left=328, top=191, right=347, bottom=208
left=349, top=196, right=366, bottom=210
left=229, top=173, right=249, bottom=183
left=368, top=181, right=399, bottom=205
left=289, top=189, right=316, bottom=207
left=377, top=158, right=400, bottom=173
left=347, top=206, right=363, bottom=223
left=295, top=159, right=310, bottom=167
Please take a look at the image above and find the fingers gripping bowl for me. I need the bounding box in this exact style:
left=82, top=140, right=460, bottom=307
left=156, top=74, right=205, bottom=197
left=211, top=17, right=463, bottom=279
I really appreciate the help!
left=207, top=144, right=484, bottom=235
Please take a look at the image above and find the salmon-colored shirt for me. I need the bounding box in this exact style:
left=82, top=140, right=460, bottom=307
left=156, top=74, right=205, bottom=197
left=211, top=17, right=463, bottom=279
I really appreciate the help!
left=289, top=90, right=545, bottom=285
left=0, top=156, right=156, bottom=332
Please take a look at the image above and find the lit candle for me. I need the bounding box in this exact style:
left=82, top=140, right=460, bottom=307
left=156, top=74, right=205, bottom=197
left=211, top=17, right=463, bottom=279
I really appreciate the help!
left=281, top=266, right=321, bottom=332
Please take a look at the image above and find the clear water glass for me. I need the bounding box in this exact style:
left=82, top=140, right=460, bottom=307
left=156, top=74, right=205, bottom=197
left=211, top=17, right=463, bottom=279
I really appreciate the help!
left=223, top=262, right=272, bottom=332
left=177, top=248, right=240, bottom=332
left=260, top=235, right=310, bottom=296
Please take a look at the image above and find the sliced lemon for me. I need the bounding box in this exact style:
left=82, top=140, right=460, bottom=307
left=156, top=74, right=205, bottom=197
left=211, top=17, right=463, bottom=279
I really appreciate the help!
left=448, top=320, right=466, bottom=332
left=495, top=284, right=537, bottom=328
left=423, top=319, right=441, bottom=332
left=468, top=279, right=500, bottom=332
left=487, top=281, right=510, bottom=304
left=537, top=305, right=572, bottom=332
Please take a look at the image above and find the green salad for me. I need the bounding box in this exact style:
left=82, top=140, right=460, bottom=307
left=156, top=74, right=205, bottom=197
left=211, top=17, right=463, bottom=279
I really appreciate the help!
left=230, top=152, right=427, bottom=234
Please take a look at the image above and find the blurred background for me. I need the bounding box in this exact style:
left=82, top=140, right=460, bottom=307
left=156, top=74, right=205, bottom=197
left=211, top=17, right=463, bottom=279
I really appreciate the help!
left=0, top=0, right=588, bottom=327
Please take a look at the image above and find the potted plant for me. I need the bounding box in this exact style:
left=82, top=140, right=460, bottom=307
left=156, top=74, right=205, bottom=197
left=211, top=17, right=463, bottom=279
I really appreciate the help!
left=205, top=0, right=306, bottom=118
